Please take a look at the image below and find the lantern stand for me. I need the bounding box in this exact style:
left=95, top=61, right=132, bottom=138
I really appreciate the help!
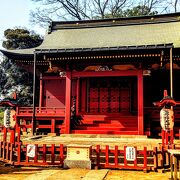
left=153, top=90, right=180, bottom=149
left=0, top=95, right=19, bottom=144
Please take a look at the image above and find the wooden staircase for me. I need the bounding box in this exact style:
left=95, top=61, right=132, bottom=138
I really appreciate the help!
left=71, top=114, right=138, bottom=135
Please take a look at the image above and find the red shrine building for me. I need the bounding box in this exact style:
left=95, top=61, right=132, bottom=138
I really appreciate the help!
left=1, top=13, right=180, bottom=137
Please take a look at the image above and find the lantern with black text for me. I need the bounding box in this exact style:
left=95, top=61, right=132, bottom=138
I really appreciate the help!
left=4, top=109, right=16, bottom=128
left=160, top=108, right=174, bottom=131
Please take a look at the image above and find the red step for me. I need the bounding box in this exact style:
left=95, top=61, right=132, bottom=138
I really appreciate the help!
left=71, top=130, right=139, bottom=135
left=76, top=127, right=138, bottom=131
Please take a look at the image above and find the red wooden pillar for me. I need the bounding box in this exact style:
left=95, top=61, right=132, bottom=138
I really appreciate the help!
left=51, top=119, right=55, bottom=133
left=76, top=78, right=80, bottom=115
left=138, top=71, right=144, bottom=135
left=81, top=79, right=87, bottom=112
left=39, top=73, right=43, bottom=108
left=65, top=70, right=72, bottom=134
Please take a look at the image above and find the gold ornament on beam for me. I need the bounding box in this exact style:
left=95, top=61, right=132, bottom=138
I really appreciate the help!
left=46, top=61, right=53, bottom=73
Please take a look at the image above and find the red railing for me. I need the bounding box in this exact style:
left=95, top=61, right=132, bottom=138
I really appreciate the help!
left=92, top=145, right=151, bottom=171
left=0, top=140, right=171, bottom=170
left=0, top=127, right=171, bottom=170
left=16, top=107, right=65, bottom=116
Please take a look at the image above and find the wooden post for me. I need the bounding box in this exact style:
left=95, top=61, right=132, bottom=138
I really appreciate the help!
left=60, top=144, right=64, bottom=165
left=51, top=144, right=55, bottom=164
left=34, top=144, right=38, bottom=163
left=115, top=145, right=118, bottom=167
left=76, top=78, right=80, bottom=115
left=39, top=73, right=43, bottom=108
left=96, top=145, right=100, bottom=169
left=170, top=48, right=174, bottom=147
left=43, top=144, right=46, bottom=163
left=170, top=47, right=173, bottom=98
left=153, top=147, right=158, bottom=171
left=65, top=70, right=72, bottom=134
left=3, top=127, right=7, bottom=142
left=138, top=71, right=144, bottom=135
left=124, top=146, right=127, bottom=166
left=105, top=145, right=109, bottom=167
left=51, top=119, right=55, bottom=133
left=32, top=51, right=37, bottom=136
left=174, top=156, right=178, bottom=180
left=81, top=79, right=87, bottom=112
left=10, top=129, right=15, bottom=144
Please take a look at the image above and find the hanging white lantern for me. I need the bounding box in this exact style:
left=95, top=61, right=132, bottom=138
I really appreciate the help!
left=160, top=108, right=174, bottom=131
left=4, top=109, right=16, bottom=128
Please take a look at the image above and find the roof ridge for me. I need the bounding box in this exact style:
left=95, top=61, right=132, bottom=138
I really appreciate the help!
left=49, top=12, right=180, bottom=32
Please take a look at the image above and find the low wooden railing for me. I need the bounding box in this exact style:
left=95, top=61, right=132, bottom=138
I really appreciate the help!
left=0, top=140, right=171, bottom=171
left=0, top=127, right=172, bottom=170
left=16, top=107, right=65, bottom=116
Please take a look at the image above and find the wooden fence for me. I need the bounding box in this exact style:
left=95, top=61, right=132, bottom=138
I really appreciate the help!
left=0, top=141, right=171, bottom=171
left=0, top=127, right=172, bottom=170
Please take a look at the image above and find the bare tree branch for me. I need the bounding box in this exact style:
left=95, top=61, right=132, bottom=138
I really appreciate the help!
left=30, top=0, right=179, bottom=27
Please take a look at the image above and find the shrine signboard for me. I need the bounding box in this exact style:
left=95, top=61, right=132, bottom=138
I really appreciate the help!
left=126, top=147, right=136, bottom=161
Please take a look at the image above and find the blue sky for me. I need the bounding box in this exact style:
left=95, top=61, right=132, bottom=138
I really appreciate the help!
left=0, top=0, right=45, bottom=49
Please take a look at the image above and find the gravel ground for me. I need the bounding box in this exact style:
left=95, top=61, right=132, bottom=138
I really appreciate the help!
left=0, top=163, right=171, bottom=180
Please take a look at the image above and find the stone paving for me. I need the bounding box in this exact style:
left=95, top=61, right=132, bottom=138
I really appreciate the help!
left=0, top=167, right=171, bottom=180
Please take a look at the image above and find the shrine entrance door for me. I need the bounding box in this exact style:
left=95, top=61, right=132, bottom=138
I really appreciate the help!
left=88, top=77, right=135, bottom=114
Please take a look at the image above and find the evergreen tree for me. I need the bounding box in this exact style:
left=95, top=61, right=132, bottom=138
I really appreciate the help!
left=2, top=28, right=43, bottom=49
left=1, top=28, right=43, bottom=106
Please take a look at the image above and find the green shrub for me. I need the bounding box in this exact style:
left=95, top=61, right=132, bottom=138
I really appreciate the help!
left=0, top=112, right=4, bottom=125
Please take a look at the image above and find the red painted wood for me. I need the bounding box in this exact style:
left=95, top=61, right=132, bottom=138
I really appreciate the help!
left=80, top=79, right=87, bottom=112
left=17, top=143, right=21, bottom=164
left=6, top=142, right=9, bottom=160
left=0, top=142, right=153, bottom=170
left=71, top=130, right=139, bottom=134
left=17, top=107, right=65, bottom=117
left=39, top=74, right=43, bottom=107
left=42, top=144, right=46, bottom=163
left=17, top=127, right=21, bottom=142
left=9, top=143, right=13, bottom=162
left=153, top=147, right=158, bottom=170
left=162, top=130, right=165, bottom=147
left=134, top=146, right=137, bottom=168
left=3, top=128, right=7, bottom=142
left=114, top=146, right=118, bottom=166
left=22, top=119, right=26, bottom=132
left=143, top=147, right=147, bottom=168
left=59, top=144, right=64, bottom=165
left=26, top=144, right=29, bottom=163
left=96, top=145, right=100, bottom=167
left=88, top=78, right=131, bottom=113
left=170, top=130, right=174, bottom=145
left=105, top=145, right=109, bottom=167
left=2, top=142, right=5, bottom=159
left=34, top=144, right=38, bottom=163
left=51, top=119, right=55, bottom=133
left=138, top=71, right=144, bottom=135
left=72, top=70, right=140, bottom=78
left=44, top=79, right=65, bottom=107
left=51, top=144, right=55, bottom=163
left=0, top=142, right=2, bottom=158
left=65, top=71, right=72, bottom=134
left=10, top=129, right=15, bottom=144
left=42, top=76, right=65, bottom=80
left=124, top=146, right=127, bottom=166
left=76, top=78, right=80, bottom=115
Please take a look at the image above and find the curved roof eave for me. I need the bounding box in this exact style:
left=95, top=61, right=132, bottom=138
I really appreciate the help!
left=0, top=48, right=34, bottom=60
